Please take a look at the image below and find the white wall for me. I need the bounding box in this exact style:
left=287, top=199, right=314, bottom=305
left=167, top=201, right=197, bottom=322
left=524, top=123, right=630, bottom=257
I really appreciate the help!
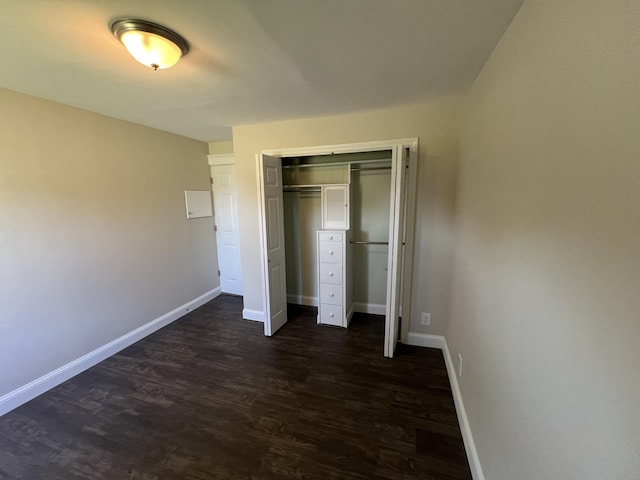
left=232, top=101, right=460, bottom=334
left=448, top=0, right=640, bottom=478
left=0, top=88, right=218, bottom=399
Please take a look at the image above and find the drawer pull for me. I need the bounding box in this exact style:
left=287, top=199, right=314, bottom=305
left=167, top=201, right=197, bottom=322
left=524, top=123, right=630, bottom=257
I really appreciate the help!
left=329, top=235, right=334, bottom=240
left=330, top=313, right=335, bottom=318
left=329, top=272, right=334, bottom=277
left=329, top=250, right=334, bottom=255
left=329, top=293, right=334, bottom=297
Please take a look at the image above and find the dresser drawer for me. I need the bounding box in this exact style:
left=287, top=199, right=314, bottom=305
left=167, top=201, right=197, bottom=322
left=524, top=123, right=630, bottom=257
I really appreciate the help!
left=318, top=240, right=343, bottom=264
left=318, top=231, right=343, bottom=243
left=320, top=284, right=343, bottom=306
left=319, top=303, right=343, bottom=326
left=319, top=263, right=343, bottom=285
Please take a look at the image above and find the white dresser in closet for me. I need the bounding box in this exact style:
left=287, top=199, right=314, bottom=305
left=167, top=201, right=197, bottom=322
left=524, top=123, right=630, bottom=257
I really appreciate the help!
left=317, top=230, right=353, bottom=327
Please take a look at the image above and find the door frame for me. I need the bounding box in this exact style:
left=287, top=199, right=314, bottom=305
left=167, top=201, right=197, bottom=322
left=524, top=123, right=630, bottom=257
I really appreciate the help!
left=258, top=138, right=419, bottom=347
left=384, top=144, right=408, bottom=357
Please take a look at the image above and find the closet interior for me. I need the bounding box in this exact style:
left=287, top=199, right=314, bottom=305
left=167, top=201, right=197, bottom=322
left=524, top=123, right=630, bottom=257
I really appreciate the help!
left=282, top=151, right=393, bottom=327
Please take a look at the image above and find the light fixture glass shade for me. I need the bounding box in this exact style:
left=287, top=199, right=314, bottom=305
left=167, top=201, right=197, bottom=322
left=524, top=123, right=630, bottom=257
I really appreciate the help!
left=111, top=19, right=189, bottom=71
left=120, top=30, right=182, bottom=69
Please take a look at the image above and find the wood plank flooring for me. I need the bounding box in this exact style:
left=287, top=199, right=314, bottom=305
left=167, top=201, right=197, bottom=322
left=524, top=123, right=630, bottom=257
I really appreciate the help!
left=0, top=295, right=471, bottom=480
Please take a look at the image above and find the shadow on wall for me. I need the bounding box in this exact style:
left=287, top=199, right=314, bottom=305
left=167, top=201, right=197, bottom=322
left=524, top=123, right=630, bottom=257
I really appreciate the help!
left=412, top=150, right=460, bottom=332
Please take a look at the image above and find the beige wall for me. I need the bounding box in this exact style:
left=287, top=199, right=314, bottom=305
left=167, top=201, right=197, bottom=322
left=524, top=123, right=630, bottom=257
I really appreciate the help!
left=233, top=101, right=460, bottom=334
left=448, top=0, right=640, bottom=478
left=208, top=140, right=234, bottom=155
left=0, top=88, right=218, bottom=398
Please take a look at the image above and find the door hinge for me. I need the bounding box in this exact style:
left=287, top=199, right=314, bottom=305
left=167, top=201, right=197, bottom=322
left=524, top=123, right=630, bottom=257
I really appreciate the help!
left=214, top=225, right=218, bottom=232
left=217, top=270, right=221, bottom=276
left=210, top=177, right=213, bottom=184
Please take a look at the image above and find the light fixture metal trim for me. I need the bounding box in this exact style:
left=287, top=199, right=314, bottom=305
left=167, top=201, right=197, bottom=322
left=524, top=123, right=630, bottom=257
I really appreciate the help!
left=111, top=19, right=189, bottom=70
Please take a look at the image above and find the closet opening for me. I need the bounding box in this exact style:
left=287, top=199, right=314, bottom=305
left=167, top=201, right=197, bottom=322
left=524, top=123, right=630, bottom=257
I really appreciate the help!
left=257, top=139, right=418, bottom=358
left=283, top=151, right=392, bottom=330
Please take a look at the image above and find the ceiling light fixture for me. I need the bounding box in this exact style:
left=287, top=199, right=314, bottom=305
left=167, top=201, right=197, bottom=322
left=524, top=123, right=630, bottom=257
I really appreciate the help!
left=111, top=19, right=189, bottom=71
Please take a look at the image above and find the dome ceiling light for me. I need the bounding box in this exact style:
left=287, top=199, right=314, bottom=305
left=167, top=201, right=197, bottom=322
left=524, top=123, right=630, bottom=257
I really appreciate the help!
left=111, top=19, right=189, bottom=71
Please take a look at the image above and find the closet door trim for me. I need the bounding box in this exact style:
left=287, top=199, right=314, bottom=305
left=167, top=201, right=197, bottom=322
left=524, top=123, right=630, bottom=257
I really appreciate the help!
left=260, top=138, right=419, bottom=348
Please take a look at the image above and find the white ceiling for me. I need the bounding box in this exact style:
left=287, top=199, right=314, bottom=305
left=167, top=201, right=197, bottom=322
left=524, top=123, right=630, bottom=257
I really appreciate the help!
left=0, top=0, right=523, bottom=142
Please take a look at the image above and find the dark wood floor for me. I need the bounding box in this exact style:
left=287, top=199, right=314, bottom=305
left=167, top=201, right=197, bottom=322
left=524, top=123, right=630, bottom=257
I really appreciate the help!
left=0, top=295, right=471, bottom=480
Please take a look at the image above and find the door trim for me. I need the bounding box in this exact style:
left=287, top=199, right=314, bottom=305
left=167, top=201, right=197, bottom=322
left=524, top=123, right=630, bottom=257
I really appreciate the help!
left=262, top=138, right=417, bottom=158
left=401, top=145, right=419, bottom=345
left=258, top=138, right=419, bottom=347
left=207, top=153, right=235, bottom=166
left=384, top=144, right=407, bottom=357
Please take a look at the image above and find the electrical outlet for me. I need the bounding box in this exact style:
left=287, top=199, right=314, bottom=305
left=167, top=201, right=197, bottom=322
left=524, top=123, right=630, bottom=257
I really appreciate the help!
left=458, top=353, right=463, bottom=377
left=420, top=312, right=431, bottom=326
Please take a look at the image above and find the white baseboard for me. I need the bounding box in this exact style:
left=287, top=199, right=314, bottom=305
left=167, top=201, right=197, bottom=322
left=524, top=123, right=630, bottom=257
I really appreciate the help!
left=0, top=287, right=221, bottom=418
left=406, top=332, right=484, bottom=480
left=442, top=339, right=485, bottom=480
left=346, top=304, right=354, bottom=327
left=353, top=302, right=386, bottom=315
left=407, top=332, right=445, bottom=349
left=287, top=294, right=318, bottom=307
left=242, top=308, right=265, bottom=322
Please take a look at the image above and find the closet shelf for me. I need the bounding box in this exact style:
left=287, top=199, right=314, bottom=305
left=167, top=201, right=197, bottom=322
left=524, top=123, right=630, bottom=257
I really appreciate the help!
left=283, top=183, right=347, bottom=190
left=282, top=158, right=390, bottom=169
left=283, top=185, right=322, bottom=192
left=350, top=166, right=392, bottom=172
left=350, top=240, right=389, bottom=245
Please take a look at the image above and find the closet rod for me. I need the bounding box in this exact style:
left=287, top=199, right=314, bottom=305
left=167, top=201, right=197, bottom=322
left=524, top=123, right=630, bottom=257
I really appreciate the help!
left=283, top=187, right=321, bottom=192
left=350, top=166, right=392, bottom=172
left=350, top=240, right=389, bottom=245
left=282, top=158, right=391, bottom=169
left=351, top=240, right=406, bottom=246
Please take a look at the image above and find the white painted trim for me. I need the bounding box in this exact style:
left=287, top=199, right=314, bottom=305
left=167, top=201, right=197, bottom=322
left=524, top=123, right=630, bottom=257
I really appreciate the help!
left=0, top=287, right=222, bottom=418
left=242, top=309, right=265, bottom=322
left=287, top=294, right=318, bottom=307
left=405, top=332, right=484, bottom=480
left=353, top=302, right=386, bottom=315
left=442, top=339, right=485, bottom=480
left=255, top=153, right=270, bottom=334
left=258, top=138, right=419, bottom=351
left=406, top=332, right=445, bottom=349
left=346, top=304, right=354, bottom=327
left=400, top=143, right=420, bottom=344
left=384, top=144, right=406, bottom=358
left=207, top=153, right=235, bottom=166
left=262, top=138, right=418, bottom=158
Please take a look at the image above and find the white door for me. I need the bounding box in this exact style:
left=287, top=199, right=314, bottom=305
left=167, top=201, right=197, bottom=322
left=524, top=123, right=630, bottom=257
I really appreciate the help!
left=384, top=145, right=408, bottom=358
left=211, top=164, right=243, bottom=295
left=258, top=154, right=288, bottom=336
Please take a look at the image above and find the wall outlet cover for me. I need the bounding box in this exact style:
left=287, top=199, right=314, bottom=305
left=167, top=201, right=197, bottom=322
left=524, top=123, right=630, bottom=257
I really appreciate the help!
left=420, top=312, right=431, bottom=326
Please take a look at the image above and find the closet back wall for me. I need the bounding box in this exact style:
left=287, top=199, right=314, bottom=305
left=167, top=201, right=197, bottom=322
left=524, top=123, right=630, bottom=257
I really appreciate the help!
left=284, top=191, right=322, bottom=304
left=351, top=169, right=391, bottom=310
